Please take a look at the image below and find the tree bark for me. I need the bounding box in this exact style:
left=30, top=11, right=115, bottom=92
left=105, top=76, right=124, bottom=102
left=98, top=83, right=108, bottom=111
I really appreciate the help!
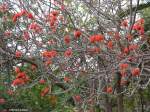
left=116, top=72, right=124, bottom=112
left=104, top=95, right=112, bottom=112
left=117, top=94, right=124, bottom=112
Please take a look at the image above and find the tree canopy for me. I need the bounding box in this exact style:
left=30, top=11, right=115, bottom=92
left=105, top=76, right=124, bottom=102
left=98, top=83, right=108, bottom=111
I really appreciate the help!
left=0, top=0, right=150, bottom=112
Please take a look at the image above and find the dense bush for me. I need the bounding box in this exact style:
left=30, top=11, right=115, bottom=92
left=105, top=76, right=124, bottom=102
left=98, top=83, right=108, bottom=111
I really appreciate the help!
left=0, top=0, right=150, bottom=112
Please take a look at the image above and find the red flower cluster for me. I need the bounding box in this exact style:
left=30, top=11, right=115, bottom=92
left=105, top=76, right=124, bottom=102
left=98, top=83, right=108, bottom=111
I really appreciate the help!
left=74, top=95, right=81, bottom=102
left=64, top=35, right=70, bottom=45
left=120, top=63, right=128, bottom=70
left=4, top=30, right=12, bottom=37
left=129, top=44, right=138, bottom=51
left=28, top=22, right=42, bottom=33
left=132, top=18, right=145, bottom=35
left=41, top=87, right=49, bottom=97
left=123, top=44, right=138, bottom=54
left=15, top=51, right=22, bottom=58
left=107, top=40, right=113, bottom=49
left=64, top=49, right=72, bottom=57
left=12, top=10, right=34, bottom=23
left=26, top=12, right=34, bottom=19
left=106, top=87, right=113, bottom=93
left=22, top=31, right=30, bottom=41
left=39, top=79, right=46, bottom=84
left=89, top=34, right=104, bottom=43
left=0, top=3, right=8, bottom=13
left=42, top=50, right=57, bottom=58
left=64, top=76, right=71, bottom=82
left=12, top=78, right=24, bottom=86
left=131, top=68, right=140, bottom=76
left=47, top=39, right=56, bottom=45
left=121, top=20, right=128, bottom=27
left=12, top=71, right=29, bottom=86
left=123, top=47, right=129, bottom=54
left=126, top=34, right=133, bottom=41
left=114, top=32, right=120, bottom=40
left=51, top=10, right=59, bottom=17
left=128, top=57, right=135, bottom=62
left=47, top=10, right=59, bottom=32
left=74, top=30, right=82, bottom=38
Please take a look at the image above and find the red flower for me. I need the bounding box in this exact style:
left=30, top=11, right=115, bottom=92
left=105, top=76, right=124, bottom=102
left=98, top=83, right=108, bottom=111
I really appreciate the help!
left=126, top=34, right=133, bottom=41
left=12, top=78, right=25, bottom=86
left=107, top=41, right=113, bottom=49
left=20, top=10, right=27, bottom=15
left=12, top=10, right=26, bottom=23
left=121, top=20, right=128, bottom=27
left=61, top=5, right=65, bottom=11
left=15, top=51, right=22, bottom=58
left=41, top=87, right=49, bottom=97
left=27, top=12, right=34, bottom=19
left=74, top=95, right=81, bottom=102
left=128, top=57, right=135, bottom=62
left=133, top=24, right=141, bottom=31
left=51, top=10, right=59, bottom=16
left=64, top=49, right=72, bottom=57
left=0, top=4, right=8, bottom=13
left=114, top=32, right=120, bottom=40
left=123, top=47, right=129, bottom=54
left=129, top=44, right=138, bottom=51
left=29, top=22, right=42, bottom=33
left=4, top=30, right=12, bottom=37
left=12, top=13, right=20, bottom=23
left=74, top=30, right=82, bottom=38
left=0, top=98, right=6, bottom=104
left=64, top=35, right=70, bottom=45
left=23, top=75, right=30, bottom=82
left=89, top=34, right=104, bottom=43
left=64, top=76, right=70, bottom=82
left=89, top=35, right=95, bottom=43
left=95, top=34, right=104, bottom=42
left=51, top=15, right=57, bottom=21
left=47, top=39, right=56, bottom=45
left=131, top=68, right=140, bottom=76
left=139, top=28, right=144, bottom=35
left=106, top=87, right=113, bottom=93
left=120, top=63, right=128, bottom=70
left=39, top=79, right=46, bottom=84
left=42, top=50, right=57, bottom=58
left=50, top=20, right=55, bottom=27
left=23, top=31, right=30, bottom=41
left=16, top=72, right=26, bottom=79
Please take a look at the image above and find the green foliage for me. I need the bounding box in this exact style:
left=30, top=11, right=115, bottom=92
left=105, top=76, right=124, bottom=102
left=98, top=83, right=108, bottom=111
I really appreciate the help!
left=141, top=7, right=150, bottom=32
